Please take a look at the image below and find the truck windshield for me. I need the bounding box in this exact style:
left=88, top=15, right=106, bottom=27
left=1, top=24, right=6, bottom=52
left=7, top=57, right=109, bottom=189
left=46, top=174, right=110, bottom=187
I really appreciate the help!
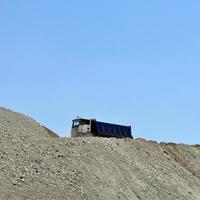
left=73, top=121, right=80, bottom=128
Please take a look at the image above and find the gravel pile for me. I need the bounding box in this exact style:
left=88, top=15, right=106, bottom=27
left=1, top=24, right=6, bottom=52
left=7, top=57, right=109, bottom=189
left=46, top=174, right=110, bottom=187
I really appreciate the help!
left=0, top=107, right=200, bottom=200
left=0, top=107, right=58, bottom=142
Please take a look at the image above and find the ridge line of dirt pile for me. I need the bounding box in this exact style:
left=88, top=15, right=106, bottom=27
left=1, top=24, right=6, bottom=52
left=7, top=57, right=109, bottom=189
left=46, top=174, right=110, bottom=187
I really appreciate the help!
left=0, top=107, right=59, bottom=141
left=1, top=108, right=200, bottom=200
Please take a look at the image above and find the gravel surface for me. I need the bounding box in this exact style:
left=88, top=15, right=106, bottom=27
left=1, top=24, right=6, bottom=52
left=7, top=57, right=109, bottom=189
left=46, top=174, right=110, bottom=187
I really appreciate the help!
left=0, top=107, right=200, bottom=200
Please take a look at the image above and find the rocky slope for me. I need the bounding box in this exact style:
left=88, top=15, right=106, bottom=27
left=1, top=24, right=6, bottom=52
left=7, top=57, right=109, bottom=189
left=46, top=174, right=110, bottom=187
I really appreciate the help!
left=0, top=107, right=200, bottom=200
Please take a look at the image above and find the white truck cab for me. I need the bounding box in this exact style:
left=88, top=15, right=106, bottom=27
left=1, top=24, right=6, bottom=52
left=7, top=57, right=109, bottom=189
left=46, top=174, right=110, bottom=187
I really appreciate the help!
left=71, top=118, right=93, bottom=137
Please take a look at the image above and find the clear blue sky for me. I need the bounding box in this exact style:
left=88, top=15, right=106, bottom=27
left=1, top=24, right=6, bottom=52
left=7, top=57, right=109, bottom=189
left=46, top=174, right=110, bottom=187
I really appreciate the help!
left=1, top=1, right=200, bottom=144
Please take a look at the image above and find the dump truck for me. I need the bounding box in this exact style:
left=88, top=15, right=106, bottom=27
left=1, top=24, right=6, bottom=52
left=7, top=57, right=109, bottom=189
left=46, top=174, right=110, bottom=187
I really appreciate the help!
left=71, top=118, right=133, bottom=139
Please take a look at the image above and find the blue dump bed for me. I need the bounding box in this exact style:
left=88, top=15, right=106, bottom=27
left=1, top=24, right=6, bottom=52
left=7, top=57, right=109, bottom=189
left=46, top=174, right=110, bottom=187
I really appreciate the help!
left=96, top=121, right=133, bottom=139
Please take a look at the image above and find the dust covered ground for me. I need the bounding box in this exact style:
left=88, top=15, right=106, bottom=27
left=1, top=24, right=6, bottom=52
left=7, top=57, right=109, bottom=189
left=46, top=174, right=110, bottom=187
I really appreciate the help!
left=0, top=107, right=200, bottom=200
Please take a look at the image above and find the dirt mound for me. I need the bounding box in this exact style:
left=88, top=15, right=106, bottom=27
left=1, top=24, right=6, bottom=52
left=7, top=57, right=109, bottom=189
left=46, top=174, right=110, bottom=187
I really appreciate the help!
left=160, top=142, right=200, bottom=180
left=0, top=108, right=200, bottom=200
left=0, top=107, right=58, bottom=142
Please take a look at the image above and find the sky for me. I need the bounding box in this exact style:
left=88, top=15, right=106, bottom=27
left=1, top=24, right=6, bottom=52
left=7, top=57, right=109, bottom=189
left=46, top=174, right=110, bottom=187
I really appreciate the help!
left=0, top=1, right=200, bottom=144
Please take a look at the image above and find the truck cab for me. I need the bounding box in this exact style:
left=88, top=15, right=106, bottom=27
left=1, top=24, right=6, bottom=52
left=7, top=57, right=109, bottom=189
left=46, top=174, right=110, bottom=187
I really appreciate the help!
left=71, top=118, right=94, bottom=137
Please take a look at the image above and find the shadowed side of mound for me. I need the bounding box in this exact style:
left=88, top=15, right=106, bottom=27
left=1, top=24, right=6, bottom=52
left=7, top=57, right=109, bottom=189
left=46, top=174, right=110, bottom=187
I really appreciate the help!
left=42, top=126, right=59, bottom=138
